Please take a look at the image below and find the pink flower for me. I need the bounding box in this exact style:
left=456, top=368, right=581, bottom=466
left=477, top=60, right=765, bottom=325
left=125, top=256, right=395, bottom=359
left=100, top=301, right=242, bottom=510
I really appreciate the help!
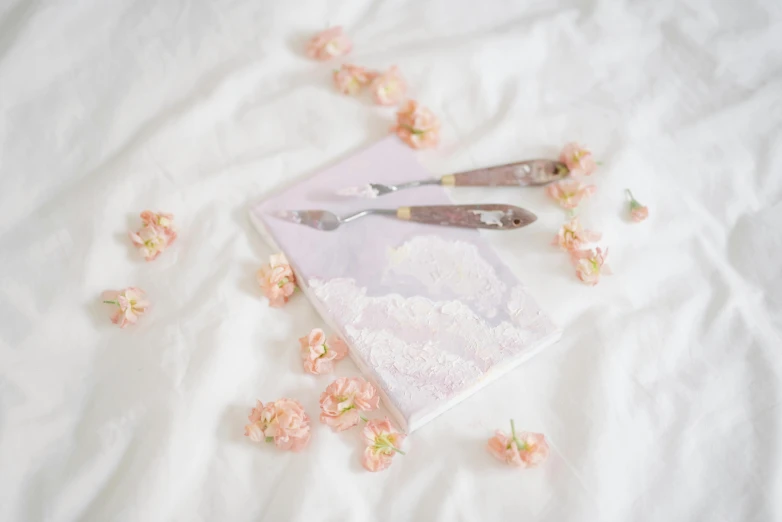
left=361, top=418, right=406, bottom=472
left=559, top=142, right=597, bottom=176
left=572, top=247, right=612, bottom=286
left=306, top=26, right=351, bottom=61
left=332, top=64, right=375, bottom=95
left=626, top=189, right=649, bottom=223
left=140, top=210, right=177, bottom=243
left=391, top=100, right=440, bottom=149
left=102, top=287, right=149, bottom=328
left=546, top=179, right=597, bottom=210
left=370, top=66, right=406, bottom=106
left=129, top=225, right=170, bottom=262
left=487, top=420, right=549, bottom=468
left=319, top=377, right=379, bottom=432
left=553, top=218, right=602, bottom=252
left=299, top=328, right=349, bottom=374
left=257, top=253, right=296, bottom=307
left=243, top=398, right=311, bottom=452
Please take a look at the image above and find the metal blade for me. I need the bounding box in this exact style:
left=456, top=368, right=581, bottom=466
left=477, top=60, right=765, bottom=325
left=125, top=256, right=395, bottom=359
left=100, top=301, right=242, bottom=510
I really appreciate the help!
left=270, top=210, right=341, bottom=231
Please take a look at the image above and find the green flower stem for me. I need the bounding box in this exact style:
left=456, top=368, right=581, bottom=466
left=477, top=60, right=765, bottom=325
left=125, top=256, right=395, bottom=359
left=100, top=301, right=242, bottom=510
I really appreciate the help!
left=102, top=300, right=117, bottom=305
left=376, top=435, right=406, bottom=456
left=509, top=419, right=527, bottom=450
left=400, top=124, right=425, bottom=135
left=360, top=415, right=368, bottom=422
left=265, top=436, right=274, bottom=443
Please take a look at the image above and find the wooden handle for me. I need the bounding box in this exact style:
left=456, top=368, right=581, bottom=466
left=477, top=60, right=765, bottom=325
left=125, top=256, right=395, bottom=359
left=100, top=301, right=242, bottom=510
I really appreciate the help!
left=396, top=204, right=537, bottom=230
left=442, top=160, right=569, bottom=187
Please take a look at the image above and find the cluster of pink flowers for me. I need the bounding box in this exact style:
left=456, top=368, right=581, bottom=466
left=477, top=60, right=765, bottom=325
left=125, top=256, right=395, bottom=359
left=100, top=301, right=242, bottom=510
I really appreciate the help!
left=307, top=26, right=440, bottom=150
left=244, top=398, right=311, bottom=452
left=547, top=144, right=649, bottom=284
left=319, top=377, right=405, bottom=471
left=101, top=210, right=180, bottom=327
left=243, top=376, right=405, bottom=472
left=487, top=420, right=549, bottom=468
left=257, top=253, right=297, bottom=307
left=299, top=328, right=348, bottom=374
left=546, top=145, right=612, bottom=285
left=129, top=210, right=177, bottom=262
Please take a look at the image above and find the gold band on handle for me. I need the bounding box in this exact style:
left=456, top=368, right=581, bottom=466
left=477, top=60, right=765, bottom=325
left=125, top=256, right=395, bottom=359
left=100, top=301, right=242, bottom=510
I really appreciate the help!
left=396, top=207, right=411, bottom=220
left=440, top=174, right=455, bottom=186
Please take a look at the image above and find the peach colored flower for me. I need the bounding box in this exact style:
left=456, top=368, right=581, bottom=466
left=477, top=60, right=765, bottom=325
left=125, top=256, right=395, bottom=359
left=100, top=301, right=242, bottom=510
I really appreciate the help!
left=244, top=398, right=311, bottom=452
left=553, top=218, right=602, bottom=252
left=257, top=253, right=296, bottom=307
left=572, top=247, right=612, bottom=286
left=391, top=100, right=440, bottom=149
left=361, top=417, right=406, bottom=472
left=370, top=66, right=406, bottom=106
left=332, top=64, right=375, bottom=95
left=102, top=287, right=149, bottom=328
left=320, top=377, right=379, bottom=432
left=559, top=142, right=597, bottom=176
left=129, top=225, right=170, bottom=261
left=244, top=422, right=264, bottom=442
left=140, top=210, right=177, bottom=244
left=299, top=328, right=349, bottom=375
left=487, top=420, right=549, bottom=468
left=626, top=189, right=649, bottom=223
left=546, top=179, right=596, bottom=210
left=306, top=26, right=351, bottom=61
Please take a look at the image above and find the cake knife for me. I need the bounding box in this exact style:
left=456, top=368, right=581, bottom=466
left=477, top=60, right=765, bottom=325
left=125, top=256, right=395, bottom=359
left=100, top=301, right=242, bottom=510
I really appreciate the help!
left=272, top=204, right=537, bottom=231
left=337, top=159, right=569, bottom=198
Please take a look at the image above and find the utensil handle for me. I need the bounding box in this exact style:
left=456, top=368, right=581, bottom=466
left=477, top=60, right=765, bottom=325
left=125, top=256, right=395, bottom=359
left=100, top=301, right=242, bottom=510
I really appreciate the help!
left=441, top=160, right=568, bottom=187
left=396, top=204, right=537, bottom=230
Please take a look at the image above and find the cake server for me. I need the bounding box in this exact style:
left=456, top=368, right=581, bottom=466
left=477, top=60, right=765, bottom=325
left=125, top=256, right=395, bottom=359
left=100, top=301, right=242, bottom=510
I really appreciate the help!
left=336, top=159, right=569, bottom=198
left=272, top=204, right=537, bottom=231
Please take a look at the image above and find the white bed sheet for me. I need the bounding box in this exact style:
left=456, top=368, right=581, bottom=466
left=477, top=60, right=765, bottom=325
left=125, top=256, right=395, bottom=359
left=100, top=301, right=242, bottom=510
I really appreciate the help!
left=1, top=1, right=781, bottom=520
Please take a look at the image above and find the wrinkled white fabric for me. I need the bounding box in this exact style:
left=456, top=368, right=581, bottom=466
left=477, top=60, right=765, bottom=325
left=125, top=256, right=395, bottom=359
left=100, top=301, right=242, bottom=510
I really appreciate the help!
left=1, top=1, right=781, bottom=521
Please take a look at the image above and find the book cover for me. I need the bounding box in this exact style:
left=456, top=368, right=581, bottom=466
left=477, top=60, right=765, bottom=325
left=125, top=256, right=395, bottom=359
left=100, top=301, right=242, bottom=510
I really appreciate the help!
left=250, top=138, right=561, bottom=432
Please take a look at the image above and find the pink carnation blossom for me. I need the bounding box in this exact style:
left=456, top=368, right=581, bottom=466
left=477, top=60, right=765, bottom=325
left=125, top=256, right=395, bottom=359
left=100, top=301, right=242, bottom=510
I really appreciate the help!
left=306, top=26, right=351, bottom=61
left=391, top=100, right=440, bottom=149
left=319, top=377, right=379, bottom=432
left=553, top=218, right=602, bottom=252
left=626, top=189, right=649, bottom=222
left=370, top=66, right=406, bottom=105
left=333, top=64, right=375, bottom=95
left=361, top=417, right=406, bottom=472
left=572, top=247, right=612, bottom=286
left=559, top=142, right=597, bottom=176
left=243, top=398, right=311, bottom=452
left=546, top=179, right=597, bottom=210
left=487, top=420, right=549, bottom=468
left=140, top=210, right=177, bottom=243
left=102, top=287, right=149, bottom=328
left=257, top=253, right=296, bottom=307
left=299, top=328, right=349, bottom=374
left=129, top=225, right=170, bottom=261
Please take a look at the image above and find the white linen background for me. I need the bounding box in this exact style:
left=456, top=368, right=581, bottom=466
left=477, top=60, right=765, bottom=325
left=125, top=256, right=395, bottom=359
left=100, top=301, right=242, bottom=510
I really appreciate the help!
left=1, top=0, right=781, bottom=520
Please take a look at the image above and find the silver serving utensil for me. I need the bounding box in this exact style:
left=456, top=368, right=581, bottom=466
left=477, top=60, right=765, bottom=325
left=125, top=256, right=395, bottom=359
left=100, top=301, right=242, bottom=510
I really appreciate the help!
left=273, top=204, right=537, bottom=231
left=336, top=159, right=569, bottom=198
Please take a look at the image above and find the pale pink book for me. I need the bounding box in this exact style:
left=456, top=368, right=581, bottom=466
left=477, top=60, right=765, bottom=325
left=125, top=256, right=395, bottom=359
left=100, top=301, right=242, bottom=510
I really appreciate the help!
left=250, top=138, right=561, bottom=433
